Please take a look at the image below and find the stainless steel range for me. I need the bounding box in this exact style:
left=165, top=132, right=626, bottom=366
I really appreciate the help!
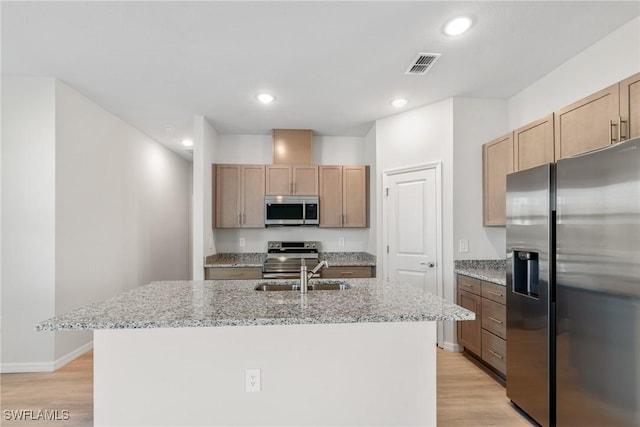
left=262, top=241, right=321, bottom=279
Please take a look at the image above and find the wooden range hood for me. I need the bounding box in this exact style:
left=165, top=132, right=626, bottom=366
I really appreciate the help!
left=272, top=129, right=313, bottom=164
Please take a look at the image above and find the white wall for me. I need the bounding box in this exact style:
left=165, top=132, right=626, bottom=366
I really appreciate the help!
left=54, top=81, right=190, bottom=362
left=1, top=77, right=191, bottom=372
left=1, top=76, right=57, bottom=370
left=509, top=16, right=640, bottom=129
left=209, top=134, right=373, bottom=253
left=375, top=98, right=456, bottom=348
left=363, top=124, right=377, bottom=254
left=452, top=98, right=509, bottom=260
left=192, top=116, right=219, bottom=279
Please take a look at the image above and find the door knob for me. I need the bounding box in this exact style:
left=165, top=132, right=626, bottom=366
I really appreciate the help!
left=420, top=262, right=435, bottom=268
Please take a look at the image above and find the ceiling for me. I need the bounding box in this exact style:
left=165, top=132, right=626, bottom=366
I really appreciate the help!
left=3, top=1, right=639, bottom=160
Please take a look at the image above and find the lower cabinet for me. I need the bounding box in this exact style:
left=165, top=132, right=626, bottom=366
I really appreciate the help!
left=321, top=266, right=375, bottom=278
left=456, top=273, right=507, bottom=377
left=205, top=267, right=262, bottom=280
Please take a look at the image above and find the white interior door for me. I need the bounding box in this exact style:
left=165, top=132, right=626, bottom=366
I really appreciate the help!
left=385, top=167, right=439, bottom=295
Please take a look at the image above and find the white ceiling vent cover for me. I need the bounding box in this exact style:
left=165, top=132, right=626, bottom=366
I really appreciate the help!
left=405, top=53, right=442, bottom=75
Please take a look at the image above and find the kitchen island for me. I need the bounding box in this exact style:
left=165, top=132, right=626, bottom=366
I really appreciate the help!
left=38, top=278, right=473, bottom=426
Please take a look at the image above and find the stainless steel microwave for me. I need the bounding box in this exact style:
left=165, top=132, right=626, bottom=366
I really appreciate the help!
left=265, top=195, right=319, bottom=226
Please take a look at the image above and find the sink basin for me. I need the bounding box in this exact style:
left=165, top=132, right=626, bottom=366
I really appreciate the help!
left=254, top=280, right=351, bottom=291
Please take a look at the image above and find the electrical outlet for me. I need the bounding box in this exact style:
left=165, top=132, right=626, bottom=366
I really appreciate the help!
left=239, top=237, right=245, bottom=247
left=338, top=237, right=345, bottom=246
left=245, top=368, right=261, bottom=392
left=459, top=239, right=469, bottom=253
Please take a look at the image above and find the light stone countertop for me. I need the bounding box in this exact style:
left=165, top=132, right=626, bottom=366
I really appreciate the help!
left=204, top=252, right=376, bottom=268
left=454, top=260, right=506, bottom=286
left=36, top=278, right=473, bottom=331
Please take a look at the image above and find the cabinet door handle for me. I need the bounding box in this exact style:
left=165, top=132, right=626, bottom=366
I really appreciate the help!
left=488, top=349, right=504, bottom=360
left=488, top=316, right=504, bottom=325
left=341, top=271, right=354, bottom=276
left=487, top=290, right=503, bottom=297
left=610, top=119, right=618, bottom=143
left=619, top=116, right=627, bottom=141
left=242, top=213, right=246, bottom=225
left=461, top=283, right=473, bottom=288
left=238, top=213, right=242, bottom=225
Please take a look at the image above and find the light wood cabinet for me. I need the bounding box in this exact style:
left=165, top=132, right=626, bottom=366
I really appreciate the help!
left=205, top=267, right=262, bottom=280
left=554, top=84, right=620, bottom=159
left=481, top=330, right=506, bottom=375
left=273, top=129, right=313, bottom=165
left=214, top=164, right=265, bottom=228
left=457, top=287, right=482, bottom=356
left=321, top=266, right=375, bottom=278
left=620, top=72, right=640, bottom=140
left=265, top=165, right=318, bottom=195
left=319, top=165, right=369, bottom=228
left=482, top=134, right=513, bottom=227
left=457, top=274, right=508, bottom=377
left=514, top=114, right=554, bottom=172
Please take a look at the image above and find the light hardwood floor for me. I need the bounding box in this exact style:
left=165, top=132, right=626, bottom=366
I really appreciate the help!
left=1, top=348, right=533, bottom=426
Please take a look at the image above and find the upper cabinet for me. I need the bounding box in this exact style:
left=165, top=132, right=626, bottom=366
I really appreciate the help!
left=514, top=114, right=554, bottom=172
left=266, top=165, right=318, bottom=196
left=620, top=72, right=640, bottom=140
left=483, top=133, right=513, bottom=227
left=272, top=129, right=313, bottom=165
left=319, top=166, right=369, bottom=228
left=481, top=72, right=639, bottom=227
left=554, top=84, right=620, bottom=159
left=214, top=164, right=265, bottom=228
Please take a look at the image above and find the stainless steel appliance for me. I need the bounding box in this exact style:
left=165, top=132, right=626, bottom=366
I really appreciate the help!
left=264, top=195, right=319, bottom=226
left=262, top=241, right=321, bottom=279
left=555, top=137, right=640, bottom=427
left=506, top=136, right=640, bottom=427
left=506, top=163, right=556, bottom=427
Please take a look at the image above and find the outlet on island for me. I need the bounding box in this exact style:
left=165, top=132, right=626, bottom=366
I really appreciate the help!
left=245, top=368, right=261, bottom=392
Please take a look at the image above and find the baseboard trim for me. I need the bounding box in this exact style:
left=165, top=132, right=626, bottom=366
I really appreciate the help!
left=1, top=341, right=93, bottom=373
left=442, top=341, right=463, bottom=353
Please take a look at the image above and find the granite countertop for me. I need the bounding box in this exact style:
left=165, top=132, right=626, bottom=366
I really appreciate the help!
left=36, top=278, right=473, bottom=331
left=454, top=260, right=506, bottom=286
left=321, top=252, right=376, bottom=266
left=204, top=252, right=376, bottom=268
left=204, top=253, right=266, bottom=267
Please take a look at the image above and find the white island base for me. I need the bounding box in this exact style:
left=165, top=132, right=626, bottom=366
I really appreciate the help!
left=94, top=321, right=436, bottom=426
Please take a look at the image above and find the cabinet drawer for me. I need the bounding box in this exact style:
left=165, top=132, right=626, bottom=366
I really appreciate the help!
left=481, top=281, right=507, bottom=304
left=457, top=275, right=481, bottom=296
left=321, top=266, right=374, bottom=278
left=481, top=298, right=506, bottom=339
left=205, top=267, right=262, bottom=280
left=482, top=330, right=506, bottom=375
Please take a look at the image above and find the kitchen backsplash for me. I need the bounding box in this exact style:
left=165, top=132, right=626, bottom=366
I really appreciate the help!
left=213, top=228, right=375, bottom=253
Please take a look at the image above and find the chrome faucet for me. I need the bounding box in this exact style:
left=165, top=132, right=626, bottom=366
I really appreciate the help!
left=300, top=259, right=329, bottom=293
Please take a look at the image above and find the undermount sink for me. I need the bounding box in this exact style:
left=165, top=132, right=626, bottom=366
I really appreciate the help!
left=255, top=280, right=351, bottom=291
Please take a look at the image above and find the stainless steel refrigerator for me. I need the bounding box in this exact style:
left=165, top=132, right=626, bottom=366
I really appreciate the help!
left=506, top=136, right=640, bottom=427
left=506, top=163, right=555, bottom=427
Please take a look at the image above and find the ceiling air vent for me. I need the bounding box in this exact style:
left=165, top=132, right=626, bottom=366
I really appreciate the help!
left=405, top=53, right=441, bottom=75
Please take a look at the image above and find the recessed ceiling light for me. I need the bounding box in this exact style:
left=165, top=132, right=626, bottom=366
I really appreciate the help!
left=391, top=98, right=408, bottom=108
left=181, top=139, right=193, bottom=147
left=256, top=93, right=275, bottom=104
left=443, top=16, right=473, bottom=36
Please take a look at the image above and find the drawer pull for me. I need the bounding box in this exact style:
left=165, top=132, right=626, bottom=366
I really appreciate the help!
left=461, top=283, right=474, bottom=288
left=341, top=272, right=354, bottom=276
left=488, top=349, right=504, bottom=360
left=488, top=316, right=503, bottom=324
left=487, top=290, right=503, bottom=297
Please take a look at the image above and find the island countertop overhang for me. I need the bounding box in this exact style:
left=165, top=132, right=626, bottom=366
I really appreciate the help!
left=37, top=278, right=474, bottom=331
